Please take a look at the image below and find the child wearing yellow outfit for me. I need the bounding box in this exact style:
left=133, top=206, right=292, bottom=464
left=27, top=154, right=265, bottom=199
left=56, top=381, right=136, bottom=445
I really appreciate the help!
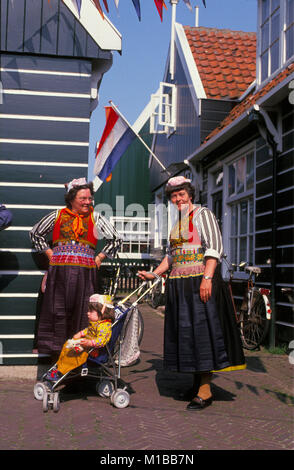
left=46, top=294, right=115, bottom=381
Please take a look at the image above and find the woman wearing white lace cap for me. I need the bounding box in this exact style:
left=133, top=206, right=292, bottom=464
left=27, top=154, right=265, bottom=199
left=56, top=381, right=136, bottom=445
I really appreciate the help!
left=30, top=178, right=122, bottom=356
left=138, top=175, right=245, bottom=410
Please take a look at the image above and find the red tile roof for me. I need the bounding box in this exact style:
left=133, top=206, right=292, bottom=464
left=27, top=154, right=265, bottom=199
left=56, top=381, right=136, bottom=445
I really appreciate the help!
left=184, top=26, right=256, bottom=100
left=203, top=61, right=294, bottom=144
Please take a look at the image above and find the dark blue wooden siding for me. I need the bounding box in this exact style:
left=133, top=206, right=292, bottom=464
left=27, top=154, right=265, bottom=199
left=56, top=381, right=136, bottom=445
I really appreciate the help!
left=0, top=119, right=89, bottom=141
left=0, top=142, right=89, bottom=163
left=0, top=0, right=111, bottom=60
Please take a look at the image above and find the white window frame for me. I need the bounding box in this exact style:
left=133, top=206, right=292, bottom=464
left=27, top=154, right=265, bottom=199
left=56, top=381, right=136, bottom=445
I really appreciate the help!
left=150, top=82, right=177, bottom=135
left=111, top=216, right=151, bottom=259
left=222, top=145, right=255, bottom=273
left=257, top=0, right=294, bottom=86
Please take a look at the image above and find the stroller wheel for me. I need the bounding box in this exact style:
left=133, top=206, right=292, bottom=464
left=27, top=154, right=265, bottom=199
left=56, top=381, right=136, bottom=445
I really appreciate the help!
left=111, top=389, right=130, bottom=409
left=42, top=392, right=49, bottom=413
left=53, top=392, right=60, bottom=413
left=34, top=382, right=47, bottom=401
left=96, top=379, right=114, bottom=398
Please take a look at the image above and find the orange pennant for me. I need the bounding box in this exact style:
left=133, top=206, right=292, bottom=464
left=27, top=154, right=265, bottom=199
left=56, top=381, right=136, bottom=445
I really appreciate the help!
left=93, top=0, right=104, bottom=19
left=106, top=173, right=112, bottom=183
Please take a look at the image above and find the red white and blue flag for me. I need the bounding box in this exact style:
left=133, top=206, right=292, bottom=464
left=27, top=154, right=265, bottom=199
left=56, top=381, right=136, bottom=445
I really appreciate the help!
left=93, top=105, right=136, bottom=189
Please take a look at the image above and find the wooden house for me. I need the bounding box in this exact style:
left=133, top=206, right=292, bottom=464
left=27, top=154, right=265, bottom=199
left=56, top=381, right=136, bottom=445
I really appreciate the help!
left=148, top=0, right=294, bottom=344
left=0, top=0, right=121, bottom=364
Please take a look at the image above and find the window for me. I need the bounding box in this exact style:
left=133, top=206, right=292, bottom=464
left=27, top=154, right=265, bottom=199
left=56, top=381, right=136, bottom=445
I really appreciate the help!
left=111, top=217, right=151, bottom=257
left=230, top=200, right=254, bottom=265
left=226, top=151, right=255, bottom=265
left=150, top=82, right=177, bottom=135
left=260, top=0, right=281, bottom=81
left=228, top=153, right=254, bottom=196
left=258, top=0, right=294, bottom=84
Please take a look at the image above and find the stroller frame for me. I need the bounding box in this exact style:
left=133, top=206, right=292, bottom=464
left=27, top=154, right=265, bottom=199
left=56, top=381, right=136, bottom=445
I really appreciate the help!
left=33, top=277, right=161, bottom=412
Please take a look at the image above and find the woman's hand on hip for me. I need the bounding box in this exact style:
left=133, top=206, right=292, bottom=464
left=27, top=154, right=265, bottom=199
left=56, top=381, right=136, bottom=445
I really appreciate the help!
left=200, top=278, right=212, bottom=303
left=95, top=253, right=105, bottom=270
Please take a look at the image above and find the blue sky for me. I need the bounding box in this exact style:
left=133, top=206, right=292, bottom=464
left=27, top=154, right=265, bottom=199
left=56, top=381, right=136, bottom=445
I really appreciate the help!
left=88, top=0, right=258, bottom=180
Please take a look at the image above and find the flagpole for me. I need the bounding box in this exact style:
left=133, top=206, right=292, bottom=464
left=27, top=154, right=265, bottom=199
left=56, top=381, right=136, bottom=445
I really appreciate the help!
left=169, top=0, right=178, bottom=81
left=109, top=100, right=171, bottom=177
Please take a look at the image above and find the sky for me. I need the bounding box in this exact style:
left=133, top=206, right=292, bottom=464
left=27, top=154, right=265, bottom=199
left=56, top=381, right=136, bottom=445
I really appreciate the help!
left=88, top=0, right=258, bottom=180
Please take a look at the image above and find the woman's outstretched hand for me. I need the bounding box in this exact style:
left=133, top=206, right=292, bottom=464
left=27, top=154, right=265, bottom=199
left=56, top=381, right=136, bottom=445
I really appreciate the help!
left=137, top=270, right=156, bottom=281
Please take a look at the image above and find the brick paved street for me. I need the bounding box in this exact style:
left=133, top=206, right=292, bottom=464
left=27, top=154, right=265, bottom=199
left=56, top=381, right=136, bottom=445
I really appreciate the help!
left=0, top=303, right=293, bottom=452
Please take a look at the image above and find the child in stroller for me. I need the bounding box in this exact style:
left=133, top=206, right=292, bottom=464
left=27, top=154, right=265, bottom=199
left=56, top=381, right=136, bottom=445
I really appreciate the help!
left=34, top=276, right=161, bottom=412
left=45, top=294, right=115, bottom=384
left=34, top=291, right=139, bottom=412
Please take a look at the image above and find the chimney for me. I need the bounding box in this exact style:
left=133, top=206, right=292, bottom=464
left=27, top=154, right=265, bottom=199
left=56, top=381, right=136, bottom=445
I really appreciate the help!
left=195, top=6, right=199, bottom=27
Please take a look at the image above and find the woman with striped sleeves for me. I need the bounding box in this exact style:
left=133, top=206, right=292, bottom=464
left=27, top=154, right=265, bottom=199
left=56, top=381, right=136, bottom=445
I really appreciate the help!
left=138, top=176, right=245, bottom=411
left=30, top=178, right=122, bottom=357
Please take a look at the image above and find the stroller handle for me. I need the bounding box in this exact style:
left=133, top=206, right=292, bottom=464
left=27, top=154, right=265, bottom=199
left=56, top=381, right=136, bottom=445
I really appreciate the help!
left=135, top=276, right=161, bottom=305
left=117, top=276, right=161, bottom=307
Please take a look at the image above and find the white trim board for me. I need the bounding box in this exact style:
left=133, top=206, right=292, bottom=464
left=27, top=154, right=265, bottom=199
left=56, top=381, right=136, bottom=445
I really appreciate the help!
left=62, top=0, right=121, bottom=52
left=0, top=160, right=87, bottom=168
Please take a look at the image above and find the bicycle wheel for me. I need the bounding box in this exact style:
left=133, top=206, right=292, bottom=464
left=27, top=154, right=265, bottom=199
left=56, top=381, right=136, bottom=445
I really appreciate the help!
left=240, top=291, right=270, bottom=350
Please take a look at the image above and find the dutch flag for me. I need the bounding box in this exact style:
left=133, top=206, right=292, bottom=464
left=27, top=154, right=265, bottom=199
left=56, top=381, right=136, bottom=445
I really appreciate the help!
left=93, top=105, right=136, bottom=191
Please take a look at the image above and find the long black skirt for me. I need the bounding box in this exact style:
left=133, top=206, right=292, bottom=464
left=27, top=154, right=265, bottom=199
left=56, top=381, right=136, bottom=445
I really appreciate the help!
left=164, top=271, right=246, bottom=373
left=36, top=265, right=97, bottom=354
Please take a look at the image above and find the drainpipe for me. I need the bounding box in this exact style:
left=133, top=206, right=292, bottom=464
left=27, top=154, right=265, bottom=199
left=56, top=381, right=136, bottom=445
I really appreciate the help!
left=248, top=104, right=281, bottom=348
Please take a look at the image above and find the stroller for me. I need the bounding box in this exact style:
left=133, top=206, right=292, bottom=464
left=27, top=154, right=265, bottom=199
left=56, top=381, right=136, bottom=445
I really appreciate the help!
left=33, top=277, right=161, bottom=412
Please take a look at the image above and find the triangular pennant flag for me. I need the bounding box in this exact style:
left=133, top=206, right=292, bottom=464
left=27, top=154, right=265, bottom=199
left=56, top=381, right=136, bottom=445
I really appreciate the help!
left=93, top=0, right=104, bottom=19
left=154, top=0, right=164, bottom=21
left=131, top=0, right=141, bottom=21
left=183, top=0, right=192, bottom=11
left=202, top=0, right=207, bottom=7
left=113, top=0, right=119, bottom=8
left=75, top=0, right=82, bottom=16
left=102, top=0, right=109, bottom=12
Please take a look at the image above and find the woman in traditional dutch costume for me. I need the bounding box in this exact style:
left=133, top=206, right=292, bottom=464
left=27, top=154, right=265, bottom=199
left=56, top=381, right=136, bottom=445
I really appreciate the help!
left=138, top=176, right=245, bottom=410
left=30, top=178, right=122, bottom=356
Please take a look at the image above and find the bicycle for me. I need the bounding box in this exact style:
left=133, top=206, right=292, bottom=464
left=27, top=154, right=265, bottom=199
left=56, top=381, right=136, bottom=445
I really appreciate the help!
left=223, top=256, right=272, bottom=350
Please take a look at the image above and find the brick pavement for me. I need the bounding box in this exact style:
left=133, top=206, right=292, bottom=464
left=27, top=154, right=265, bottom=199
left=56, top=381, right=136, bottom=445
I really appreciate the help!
left=0, top=303, right=293, bottom=451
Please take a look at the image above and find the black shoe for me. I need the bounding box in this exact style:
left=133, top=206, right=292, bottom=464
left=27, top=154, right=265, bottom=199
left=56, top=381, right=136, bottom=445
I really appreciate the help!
left=186, top=395, right=213, bottom=411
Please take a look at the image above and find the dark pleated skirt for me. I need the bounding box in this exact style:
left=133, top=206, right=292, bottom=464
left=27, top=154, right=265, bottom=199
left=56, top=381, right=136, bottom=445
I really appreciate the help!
left=36, top=265, right=97, bottom=354
left=164, top=269, right=246, bottom=373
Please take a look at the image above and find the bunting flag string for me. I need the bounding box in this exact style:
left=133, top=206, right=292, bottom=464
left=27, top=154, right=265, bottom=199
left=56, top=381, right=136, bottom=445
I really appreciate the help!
left=66, top=0, right=207, bottom=22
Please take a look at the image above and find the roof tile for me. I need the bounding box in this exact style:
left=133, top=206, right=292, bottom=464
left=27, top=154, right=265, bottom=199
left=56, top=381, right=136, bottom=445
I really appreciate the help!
left=183, top=26, right=256, bottom=100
